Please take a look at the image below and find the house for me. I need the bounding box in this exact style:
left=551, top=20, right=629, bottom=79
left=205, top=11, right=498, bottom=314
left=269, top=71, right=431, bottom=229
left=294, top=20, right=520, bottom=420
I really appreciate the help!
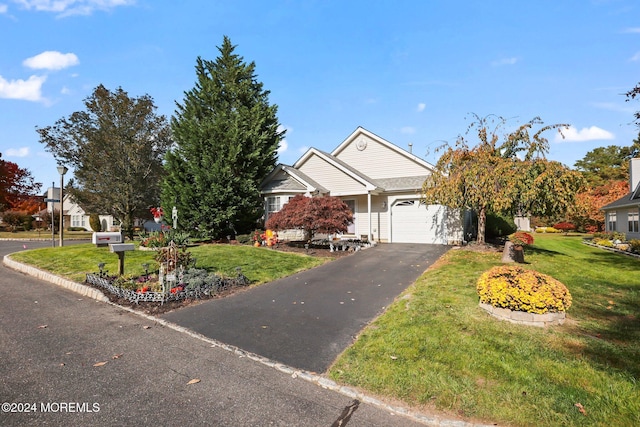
left=259, top=127, right=465, bottom=244
left=42, top=187, right=120, bottom=232
left=601, top=158, right=640, bottom=240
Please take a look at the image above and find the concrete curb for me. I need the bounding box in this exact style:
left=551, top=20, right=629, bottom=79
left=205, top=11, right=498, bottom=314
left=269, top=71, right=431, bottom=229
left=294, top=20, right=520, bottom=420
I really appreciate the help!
left=3, top=254, right=495, bottom=427
left=3, top=254, right=109, bottom=302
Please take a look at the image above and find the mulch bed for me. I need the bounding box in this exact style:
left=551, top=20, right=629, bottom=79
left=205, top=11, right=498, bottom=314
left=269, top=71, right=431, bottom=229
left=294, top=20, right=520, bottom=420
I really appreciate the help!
left=86, top=242, right=356, bottom=315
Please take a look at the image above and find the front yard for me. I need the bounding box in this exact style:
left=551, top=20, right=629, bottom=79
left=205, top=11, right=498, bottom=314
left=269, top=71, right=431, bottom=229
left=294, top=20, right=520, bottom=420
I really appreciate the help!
left=7, top=234, right=639, bottom=426
left=328, top=234, right=639, bottom=426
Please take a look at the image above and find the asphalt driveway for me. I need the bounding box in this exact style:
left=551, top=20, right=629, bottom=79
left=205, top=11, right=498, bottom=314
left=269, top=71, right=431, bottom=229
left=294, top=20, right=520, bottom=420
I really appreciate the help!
left=161, top=243, right=449, bottom=373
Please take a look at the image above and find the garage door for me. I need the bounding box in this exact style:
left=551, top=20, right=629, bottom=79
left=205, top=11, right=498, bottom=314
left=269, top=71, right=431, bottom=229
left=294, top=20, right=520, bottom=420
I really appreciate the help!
left=391, top=200, right=446, bottom=244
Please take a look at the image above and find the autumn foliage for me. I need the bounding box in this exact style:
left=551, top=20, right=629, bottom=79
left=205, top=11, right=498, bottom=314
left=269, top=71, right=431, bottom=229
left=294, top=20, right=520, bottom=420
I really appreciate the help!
left=265, top=195, right=353, bottom=240
left=569, top=180, right=629, bottom=232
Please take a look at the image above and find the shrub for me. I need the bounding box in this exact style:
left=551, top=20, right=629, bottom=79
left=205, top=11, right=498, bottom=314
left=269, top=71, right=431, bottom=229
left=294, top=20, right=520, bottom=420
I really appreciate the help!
left=508, top=231, right=534, bottom=246
left=594, top=238, right=614, bottom=247
left=628, top=239, right=640, bottom=253
left=553, top=222, right=575, bottom=233
left=535, top=227, right=560, bottom=233
left=592, top=231, right=614, bottom=240
left=89, top=213, right=102, bottom=232
left=235, top=233, right=252, bottom=245
left=477, top=265, right=572, bottom=314
left=485, top=212, right=517, bottom=239
left=612, top=231, right=626, bottom=242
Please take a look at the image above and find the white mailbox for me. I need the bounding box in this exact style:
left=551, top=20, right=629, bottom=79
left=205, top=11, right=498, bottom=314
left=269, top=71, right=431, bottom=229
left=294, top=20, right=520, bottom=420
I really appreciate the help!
left=109, top=243, right=135, bottom=253
left=92, top=232, right=122, bottom=247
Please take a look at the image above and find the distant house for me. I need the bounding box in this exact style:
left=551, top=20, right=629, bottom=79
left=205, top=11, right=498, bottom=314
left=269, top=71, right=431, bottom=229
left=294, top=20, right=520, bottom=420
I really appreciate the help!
left=601, top=158, right=640, bottom=240
left=42, top=187, right=119, bottom=232
left=259, top=127, right=467, bottom=244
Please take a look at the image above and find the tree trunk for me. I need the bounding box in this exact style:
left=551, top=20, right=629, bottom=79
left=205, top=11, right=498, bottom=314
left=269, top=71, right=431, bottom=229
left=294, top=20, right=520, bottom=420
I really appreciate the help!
left=502, top=241, right=525, bottom=263
left=477, top=205, right=486, bottom=244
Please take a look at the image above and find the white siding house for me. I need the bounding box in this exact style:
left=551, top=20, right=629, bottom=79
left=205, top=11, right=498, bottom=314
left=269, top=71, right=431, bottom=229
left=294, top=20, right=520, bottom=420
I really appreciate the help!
left=601, top=158, right=640, bottom=240
left=260, top=127, right=465, bottom=244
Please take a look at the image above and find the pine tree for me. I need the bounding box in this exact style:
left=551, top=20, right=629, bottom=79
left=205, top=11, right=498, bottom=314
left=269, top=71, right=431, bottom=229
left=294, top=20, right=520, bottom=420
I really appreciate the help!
left=163, top=36, right=284, bottom=238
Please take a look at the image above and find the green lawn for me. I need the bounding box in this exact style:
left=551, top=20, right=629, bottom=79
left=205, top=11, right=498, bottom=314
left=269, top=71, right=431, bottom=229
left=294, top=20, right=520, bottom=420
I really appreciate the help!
left=8, top=242, right=326, bottom=284
left=7, top=234, right=639, bottom=426
left=329, top=234, right=639, bottom=427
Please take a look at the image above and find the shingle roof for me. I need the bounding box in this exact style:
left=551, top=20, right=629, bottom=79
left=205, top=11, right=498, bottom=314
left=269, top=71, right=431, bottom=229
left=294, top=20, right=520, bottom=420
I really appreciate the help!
left=374, top=176, right=428, bottom=192
left=601, top=192, right=640, bottom=210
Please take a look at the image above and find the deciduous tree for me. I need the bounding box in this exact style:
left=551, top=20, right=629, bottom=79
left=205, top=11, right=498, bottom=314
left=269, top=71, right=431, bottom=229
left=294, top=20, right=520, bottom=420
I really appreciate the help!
left=36, top=85, right=172, bottom=239
left=163, top=36, right=284, bottom=238
left=0, top=154, right=41, bottom=212
left=422, top=115, right=584, bottom=244
left=265, top=195, right=353, bottom=240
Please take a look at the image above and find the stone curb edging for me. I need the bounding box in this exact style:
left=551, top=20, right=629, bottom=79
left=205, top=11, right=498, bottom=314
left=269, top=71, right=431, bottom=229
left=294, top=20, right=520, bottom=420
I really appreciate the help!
left=3, top=255, right=495, bottom=427
left=479, top=303, right=565, bottom=327
left=3, top=254, right=109, bottom=302
left=582, top=240, right=640, bottom=259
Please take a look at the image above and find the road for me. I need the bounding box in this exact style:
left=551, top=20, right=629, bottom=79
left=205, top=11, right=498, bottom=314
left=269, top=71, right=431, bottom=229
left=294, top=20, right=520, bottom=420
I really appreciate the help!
left=0, top=240, right=435, bottom=427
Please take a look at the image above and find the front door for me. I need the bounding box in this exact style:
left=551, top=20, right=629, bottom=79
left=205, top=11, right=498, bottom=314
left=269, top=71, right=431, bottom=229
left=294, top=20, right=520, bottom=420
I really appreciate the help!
left=344, top=199, right=356, bottom=234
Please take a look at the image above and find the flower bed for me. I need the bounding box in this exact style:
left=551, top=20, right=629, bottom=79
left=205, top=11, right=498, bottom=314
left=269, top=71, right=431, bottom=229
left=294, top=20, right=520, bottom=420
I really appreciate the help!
left=86, top=267, right=249, bottom=305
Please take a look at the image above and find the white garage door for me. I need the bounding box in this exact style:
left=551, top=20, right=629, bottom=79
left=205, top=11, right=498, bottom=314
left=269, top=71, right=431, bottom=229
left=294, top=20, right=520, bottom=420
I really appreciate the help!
left=391, top=200, right=446, bottom=244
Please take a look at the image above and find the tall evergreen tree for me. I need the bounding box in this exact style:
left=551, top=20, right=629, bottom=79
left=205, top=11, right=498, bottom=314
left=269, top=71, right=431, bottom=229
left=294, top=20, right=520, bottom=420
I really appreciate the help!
left=163, top=36, right=284, bottom=238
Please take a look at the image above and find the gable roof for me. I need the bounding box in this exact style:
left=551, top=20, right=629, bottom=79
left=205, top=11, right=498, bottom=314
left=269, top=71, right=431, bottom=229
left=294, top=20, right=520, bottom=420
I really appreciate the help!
left=331, top=126, right=436, bottom=172
left=294, top=148, right=383, bottom=192
left=259, top=164, right=328, bottom=194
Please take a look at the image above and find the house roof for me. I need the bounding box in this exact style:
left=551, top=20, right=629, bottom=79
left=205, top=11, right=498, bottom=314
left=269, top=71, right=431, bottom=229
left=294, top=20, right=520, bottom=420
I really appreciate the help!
left=261, top=127, right=434, bottom=197
left=332, top=126, right=437, bottom=172
left=292, top=148, right=383, bottom=192
left=259, top=164, right=329, bottom=194
left=601, top=191, right=640, bottom=210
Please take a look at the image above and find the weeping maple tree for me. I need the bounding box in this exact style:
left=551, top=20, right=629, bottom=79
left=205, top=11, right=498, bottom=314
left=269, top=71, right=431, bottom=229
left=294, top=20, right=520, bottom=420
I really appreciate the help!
left=422, top=115, right=584, bottom=244
left=0, top=154, right=41, bottom=212
left=265, top=195, right=353, bottom=240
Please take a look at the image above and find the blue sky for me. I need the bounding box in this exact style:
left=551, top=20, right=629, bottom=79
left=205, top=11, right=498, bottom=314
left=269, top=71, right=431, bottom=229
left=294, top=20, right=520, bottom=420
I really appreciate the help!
left=1, top=0, right=639, bottom=191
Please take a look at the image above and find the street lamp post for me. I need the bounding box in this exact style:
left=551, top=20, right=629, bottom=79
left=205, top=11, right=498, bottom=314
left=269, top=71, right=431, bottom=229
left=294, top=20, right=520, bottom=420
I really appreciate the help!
left=57, top=165, right=68, bottom=247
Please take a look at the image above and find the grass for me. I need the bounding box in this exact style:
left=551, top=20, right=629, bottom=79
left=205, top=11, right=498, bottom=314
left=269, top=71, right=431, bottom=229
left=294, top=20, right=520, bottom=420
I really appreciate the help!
left=0, top=230, right=93, bottom=240
left=8, top=242, right=326, bottom=284
left=7, top=233, right=639, bottom=425
left=328, top=234, right=640, bottom=427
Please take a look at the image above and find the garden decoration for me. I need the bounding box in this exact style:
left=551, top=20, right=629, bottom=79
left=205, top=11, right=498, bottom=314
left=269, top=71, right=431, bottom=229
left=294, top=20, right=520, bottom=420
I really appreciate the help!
left=151, top=206, right=164, bottom=223
left=86, top=239, right=249, bottom=305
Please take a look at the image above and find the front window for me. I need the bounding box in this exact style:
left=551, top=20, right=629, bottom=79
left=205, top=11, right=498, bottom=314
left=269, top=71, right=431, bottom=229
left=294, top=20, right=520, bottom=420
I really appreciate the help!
left=267, top=196, right=281, bottom=214
left=608, top=212, right=617, bottom=232
left=628, top=211, right=639, bottom=233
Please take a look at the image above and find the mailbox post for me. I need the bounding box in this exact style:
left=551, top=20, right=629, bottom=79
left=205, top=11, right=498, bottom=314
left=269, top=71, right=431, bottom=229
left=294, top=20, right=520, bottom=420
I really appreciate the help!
left=109, top=243, right=135, bottom=275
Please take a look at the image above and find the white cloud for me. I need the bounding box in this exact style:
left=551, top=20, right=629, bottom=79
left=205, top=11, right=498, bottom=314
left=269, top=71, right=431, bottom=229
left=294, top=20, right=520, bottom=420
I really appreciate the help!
left=630, top=51, right=640, bottom=62
left=60, top=85, right=70, bottom=94
left=277, top=124, right=290, bottom=155
left=622, top=27, right=640, bottom=33
left=13, top=0, right=135, bottom=17
left=491, top=57, right=518, bottom=66
left=400, top=126, right=416, bottom=134
left=0, top=4, right=8, bottom=13
left=23, top=51, right=79, bottom=70
left=555, top=126, right=615, bottom=142
left=5, top=147, right=30, bottom=157
left=0, top=74, right=46, bottom=101
left=416, top=102, right=426, bottom=112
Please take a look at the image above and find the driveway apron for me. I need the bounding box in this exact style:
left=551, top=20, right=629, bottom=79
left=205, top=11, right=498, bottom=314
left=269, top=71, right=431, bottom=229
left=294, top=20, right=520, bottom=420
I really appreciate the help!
left=161, top=243, right=449, bottom=373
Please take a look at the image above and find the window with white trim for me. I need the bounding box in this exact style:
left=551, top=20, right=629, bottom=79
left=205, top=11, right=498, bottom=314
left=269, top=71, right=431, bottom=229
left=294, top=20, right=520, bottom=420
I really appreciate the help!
left=71, top=215, right=86, bottom=228
left=607, top=212, right=617, bottom=232
left=267, top=196, right=281, bottom=215
left=628, top=211, right=639, bottom=233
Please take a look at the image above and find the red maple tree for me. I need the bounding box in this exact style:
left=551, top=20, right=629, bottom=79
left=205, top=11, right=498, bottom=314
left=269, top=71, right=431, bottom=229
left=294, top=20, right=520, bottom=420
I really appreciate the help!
left=265, top=195, right=353, bottom=240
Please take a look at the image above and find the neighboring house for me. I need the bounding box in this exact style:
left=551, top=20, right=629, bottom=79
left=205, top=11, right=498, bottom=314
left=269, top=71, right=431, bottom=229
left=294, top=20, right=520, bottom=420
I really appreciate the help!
left=601, top=158, right=640, bottom=240
left=42, top=187, right=120, bottom=232
left=259, top=127, right=465, bottom=244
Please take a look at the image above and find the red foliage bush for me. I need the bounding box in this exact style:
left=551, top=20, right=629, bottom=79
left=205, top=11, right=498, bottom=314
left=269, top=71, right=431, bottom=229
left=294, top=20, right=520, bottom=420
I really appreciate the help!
left=265, top=195, right=353, bottom=239
left=553, top=222, right=575, bottom=233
